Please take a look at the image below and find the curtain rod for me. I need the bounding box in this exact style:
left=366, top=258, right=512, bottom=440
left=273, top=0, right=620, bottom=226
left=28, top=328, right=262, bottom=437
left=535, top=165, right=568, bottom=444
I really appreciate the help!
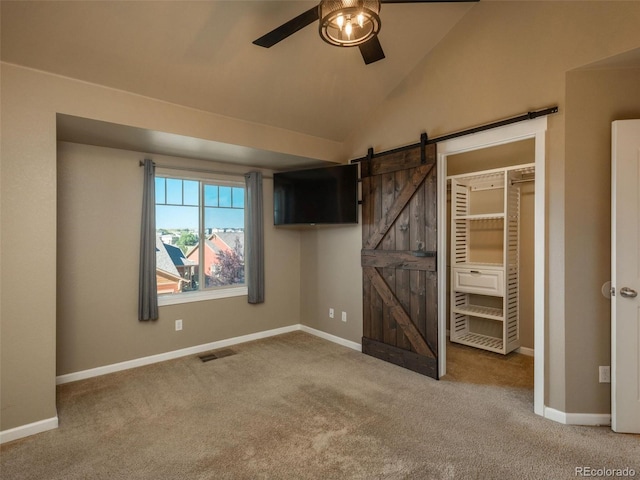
left=139, top=161, right=273, bottom=179
left=350, top=106, right=559, bottom=163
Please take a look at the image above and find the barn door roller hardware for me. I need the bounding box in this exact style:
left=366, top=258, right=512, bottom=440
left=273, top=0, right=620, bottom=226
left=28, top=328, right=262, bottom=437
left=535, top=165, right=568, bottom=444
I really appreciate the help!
left=351, top=106, right=558, bottom=164
left=420, top=132, right=428, bottom=164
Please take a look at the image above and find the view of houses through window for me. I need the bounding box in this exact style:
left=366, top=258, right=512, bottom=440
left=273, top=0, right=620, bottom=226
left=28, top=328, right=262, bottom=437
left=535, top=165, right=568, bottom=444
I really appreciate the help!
left=155, top=176, right=245, bottom=296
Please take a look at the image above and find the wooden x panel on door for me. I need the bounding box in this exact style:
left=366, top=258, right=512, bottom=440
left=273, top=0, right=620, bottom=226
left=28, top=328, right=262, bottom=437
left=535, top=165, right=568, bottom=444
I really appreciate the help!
left=361, top=144, right=438, bottom=379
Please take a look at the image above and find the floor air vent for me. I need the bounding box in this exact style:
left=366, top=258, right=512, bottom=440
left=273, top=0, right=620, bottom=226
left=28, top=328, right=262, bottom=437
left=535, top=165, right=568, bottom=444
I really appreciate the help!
left=199, top=349, right=236, bottom=363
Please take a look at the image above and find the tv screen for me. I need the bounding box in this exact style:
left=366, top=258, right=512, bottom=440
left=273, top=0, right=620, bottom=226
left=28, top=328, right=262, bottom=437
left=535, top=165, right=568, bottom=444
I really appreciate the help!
left=273, top=164, right=359, bottom=225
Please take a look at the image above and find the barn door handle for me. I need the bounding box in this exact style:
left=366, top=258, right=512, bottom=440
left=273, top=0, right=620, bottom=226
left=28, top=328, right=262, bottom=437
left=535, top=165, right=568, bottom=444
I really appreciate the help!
left=412, top=241, right=435, bottom=257
left=620, top=287, right=638, bottom=298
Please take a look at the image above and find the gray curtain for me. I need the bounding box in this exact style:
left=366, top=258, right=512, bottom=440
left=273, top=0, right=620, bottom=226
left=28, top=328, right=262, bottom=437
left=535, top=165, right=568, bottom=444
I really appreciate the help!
left=139, top=158, right=159, bottom=321
left=245, top=171, right=264, bottom=304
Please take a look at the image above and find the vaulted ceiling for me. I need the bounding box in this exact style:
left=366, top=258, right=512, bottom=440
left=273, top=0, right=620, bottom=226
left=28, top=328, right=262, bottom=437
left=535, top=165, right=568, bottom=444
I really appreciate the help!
left=1, top=0, right=476, bottom=145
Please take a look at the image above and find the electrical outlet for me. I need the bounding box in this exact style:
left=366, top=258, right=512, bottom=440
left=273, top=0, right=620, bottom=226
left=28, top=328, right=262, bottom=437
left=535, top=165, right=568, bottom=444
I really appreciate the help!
left=329, top=308, right=334, bottom=318
left=341, top=311, right=347, bottom=322
left=599, top=366, right=610, bottom=383
left=175, top=319, right=183, bottom=331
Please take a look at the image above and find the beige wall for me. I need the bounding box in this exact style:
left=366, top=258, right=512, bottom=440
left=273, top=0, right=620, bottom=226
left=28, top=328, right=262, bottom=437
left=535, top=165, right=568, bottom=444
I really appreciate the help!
left=299, top=225, right=363, bottom=342
left=57, top=142, right=301, bottom=375
left=0, top=63, right=340, bottom=432
left=3, top=1, right=640, bottom=436
left=564, top=66, right=640, bottom=413
left=304, top=2, right=640, bottom=414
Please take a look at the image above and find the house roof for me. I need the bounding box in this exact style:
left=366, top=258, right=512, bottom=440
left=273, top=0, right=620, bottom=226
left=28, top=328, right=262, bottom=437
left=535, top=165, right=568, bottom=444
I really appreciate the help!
left=186, top=233, right=235, bottom=260
left=165, top=243, right=193, bottom=268
left=215, top=232, right=244, bottom=255
left=156, top=236, right=193, bottom=276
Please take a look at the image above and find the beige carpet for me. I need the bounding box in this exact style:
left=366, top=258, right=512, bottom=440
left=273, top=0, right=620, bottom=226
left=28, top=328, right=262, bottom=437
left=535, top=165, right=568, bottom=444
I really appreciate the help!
left=1, top=331, right=638, bottom=479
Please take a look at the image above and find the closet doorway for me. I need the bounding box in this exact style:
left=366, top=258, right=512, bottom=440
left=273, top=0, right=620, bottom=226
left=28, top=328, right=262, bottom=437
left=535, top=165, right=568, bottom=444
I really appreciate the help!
left=436, top=118, right=547, bottom=416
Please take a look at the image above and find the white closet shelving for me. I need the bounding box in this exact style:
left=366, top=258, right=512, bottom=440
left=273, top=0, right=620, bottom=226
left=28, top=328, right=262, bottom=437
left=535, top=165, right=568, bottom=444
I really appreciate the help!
left=448, top=164, right=534, bottom=354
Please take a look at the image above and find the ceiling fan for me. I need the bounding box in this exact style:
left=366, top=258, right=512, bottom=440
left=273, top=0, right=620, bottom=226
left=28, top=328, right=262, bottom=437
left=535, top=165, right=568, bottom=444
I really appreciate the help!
left=253, top=0, right=479, bottom=65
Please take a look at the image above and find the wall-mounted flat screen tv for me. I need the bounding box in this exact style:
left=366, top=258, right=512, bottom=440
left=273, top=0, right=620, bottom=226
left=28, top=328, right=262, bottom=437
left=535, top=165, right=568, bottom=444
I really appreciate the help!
left=273, top=164, right=359, bottom=225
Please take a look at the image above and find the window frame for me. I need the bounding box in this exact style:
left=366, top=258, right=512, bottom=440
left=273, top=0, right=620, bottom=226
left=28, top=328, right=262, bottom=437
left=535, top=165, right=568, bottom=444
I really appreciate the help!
left=155, top=169, right=247, bottom=306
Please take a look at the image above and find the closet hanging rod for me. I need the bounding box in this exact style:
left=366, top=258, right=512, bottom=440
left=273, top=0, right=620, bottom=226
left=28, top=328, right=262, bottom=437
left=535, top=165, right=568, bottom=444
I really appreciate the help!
left=139, top=161, right=273, bottom=179
left=445, top=177, right=535, bottom=190
left=511, top=178, right=535, bottom=185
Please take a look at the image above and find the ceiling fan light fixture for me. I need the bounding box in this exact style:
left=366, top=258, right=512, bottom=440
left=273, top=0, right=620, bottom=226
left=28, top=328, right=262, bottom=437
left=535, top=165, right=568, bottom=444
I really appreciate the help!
left=319, top=0, right=381, bottom=47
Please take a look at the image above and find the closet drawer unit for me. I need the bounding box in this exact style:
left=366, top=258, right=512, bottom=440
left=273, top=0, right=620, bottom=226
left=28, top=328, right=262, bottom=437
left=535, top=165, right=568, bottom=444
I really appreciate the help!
left=453, top=267, right=504, bottom=296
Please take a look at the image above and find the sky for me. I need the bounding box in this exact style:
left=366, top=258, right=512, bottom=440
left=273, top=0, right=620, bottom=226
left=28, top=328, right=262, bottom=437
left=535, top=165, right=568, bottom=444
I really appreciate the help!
left=156, top=205, right=244, bottom=230
left=155, top=177, right=245, bottom=230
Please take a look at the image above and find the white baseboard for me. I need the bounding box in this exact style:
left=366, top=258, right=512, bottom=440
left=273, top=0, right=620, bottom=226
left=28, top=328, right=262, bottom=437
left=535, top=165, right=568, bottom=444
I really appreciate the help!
left=4, top=327, right=614, bottom=445
left=516, top=346, right=535, bottom=357
left=300, top=325, right=362, bottom=352
left=544, top=406, right=611, bottom=426
left=5, top=324, right=357, bottom=445
left=0, top=416, right=58, bottom=445
left=56, top=324, right=300, bottom=385
left=56, top=324, right=361, bottom=385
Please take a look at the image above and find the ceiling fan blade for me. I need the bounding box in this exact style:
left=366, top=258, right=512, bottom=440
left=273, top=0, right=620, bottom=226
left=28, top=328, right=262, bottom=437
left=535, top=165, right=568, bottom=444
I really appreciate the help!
left=253, top=6, right=319, bottom=48
left=359, top=36, right=386, bottom=65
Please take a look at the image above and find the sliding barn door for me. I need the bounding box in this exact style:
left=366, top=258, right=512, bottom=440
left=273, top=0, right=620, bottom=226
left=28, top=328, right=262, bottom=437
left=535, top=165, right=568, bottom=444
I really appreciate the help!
left=361, top=144, right=438, bottom=379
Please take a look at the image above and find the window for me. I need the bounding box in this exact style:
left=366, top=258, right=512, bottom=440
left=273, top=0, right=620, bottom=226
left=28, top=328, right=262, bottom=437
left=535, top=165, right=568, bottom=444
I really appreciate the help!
left=155, top=175, right=246, bottom=304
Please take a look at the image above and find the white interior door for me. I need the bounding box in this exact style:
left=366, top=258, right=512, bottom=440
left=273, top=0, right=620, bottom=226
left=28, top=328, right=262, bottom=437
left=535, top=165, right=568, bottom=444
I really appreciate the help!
left=611, top=119, right=640, bottom=434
